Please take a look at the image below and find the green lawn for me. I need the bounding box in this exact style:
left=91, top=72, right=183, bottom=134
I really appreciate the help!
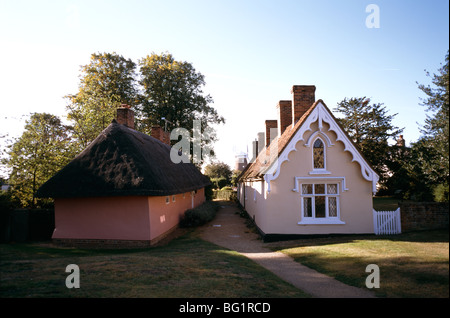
left=1, top=212, right=447, bottom=298
left=0, top=231, right=308, bottom=298
left=271, top=230, right=449, bottom=298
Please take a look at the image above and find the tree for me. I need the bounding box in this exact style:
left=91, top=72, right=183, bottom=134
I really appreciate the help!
left=334, top=97, right=403, bottom=187
left=416, top=50, right=449, bottom=190
left=2, top=113, right=75, bottom=207
left=403, top=138, right=440, bottom=201
left=138, top=52, right=225, bottom=165
left=65, top=52, right=138, bottom=149
left=204, top=162, right=232, bottom=189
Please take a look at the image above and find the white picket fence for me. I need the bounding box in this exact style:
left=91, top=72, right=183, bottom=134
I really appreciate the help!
left=373, top=208, right=401, bottom=235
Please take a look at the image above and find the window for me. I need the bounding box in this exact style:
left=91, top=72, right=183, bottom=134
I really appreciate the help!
left=310, top=137, right=330, bottom=174
left=313, top=139, right=325, bottom=169
left=165, top=196, right=170, bottom=204
left=172, top=195, right=176, bottom=202
left=299, top=183, right=344, bottom=224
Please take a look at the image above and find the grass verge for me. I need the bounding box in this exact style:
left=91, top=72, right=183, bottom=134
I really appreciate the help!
left=270, top=230, right=449, bottom=298
left=0, top=231, right=308, bottom=298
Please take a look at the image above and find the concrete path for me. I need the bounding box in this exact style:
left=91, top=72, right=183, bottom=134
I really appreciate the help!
left=198, top=202, right=376, bottom=298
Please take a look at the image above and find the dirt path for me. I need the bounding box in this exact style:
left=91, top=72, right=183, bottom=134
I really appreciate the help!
left=198, top=202, right=376, bottom=298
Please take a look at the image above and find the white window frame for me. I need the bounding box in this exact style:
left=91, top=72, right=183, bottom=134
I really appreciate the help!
left=297, top=180, right=345, bottom=225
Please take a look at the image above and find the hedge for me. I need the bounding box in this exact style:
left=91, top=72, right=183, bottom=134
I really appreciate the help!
left=179, top=201, right=220, bottom=228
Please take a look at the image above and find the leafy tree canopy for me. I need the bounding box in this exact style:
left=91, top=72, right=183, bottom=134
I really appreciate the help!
left=204, top=162, right=232, bottom=189
left=334, top=97, right=403, bottom=185
left=416, top=50, right=449, bottom=186
left=65, top=52, right=138, bottom=149
left=2, top=113, right=75, bottom=207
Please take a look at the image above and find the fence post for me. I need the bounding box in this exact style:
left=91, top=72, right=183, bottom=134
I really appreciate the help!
left=396, top=208, right=402, bottom=234
left=373, top=209, right=378, bottom=235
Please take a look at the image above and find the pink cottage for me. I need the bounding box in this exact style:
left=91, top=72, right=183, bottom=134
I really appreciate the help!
left=36, top=106, right=209, bottom=248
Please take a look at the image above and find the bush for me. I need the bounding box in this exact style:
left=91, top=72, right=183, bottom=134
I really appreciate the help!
left=433, top=183, right=449, bottom=202
left=0, top=191, right=17, bottom=211
left=179, top=201, right=220, bottom=228
left=212, top=189, right=236, bottom=201
left=204, top=183, right=214, bottom=201
left=210, top=177, right=228, bottom=189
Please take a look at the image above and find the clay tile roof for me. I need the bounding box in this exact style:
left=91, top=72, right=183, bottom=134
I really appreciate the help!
left=238, top=99, right=377, bottom=182
left=36, top=121, right=210, bottom=198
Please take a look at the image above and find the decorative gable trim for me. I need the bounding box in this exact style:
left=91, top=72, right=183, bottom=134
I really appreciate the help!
left=264, top=101, right=379, bottom=193
left=304, top=130, right=334, bottom=148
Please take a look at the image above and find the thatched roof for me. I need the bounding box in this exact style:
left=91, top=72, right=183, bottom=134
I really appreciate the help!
left=36, top=120, right=210, bottom=198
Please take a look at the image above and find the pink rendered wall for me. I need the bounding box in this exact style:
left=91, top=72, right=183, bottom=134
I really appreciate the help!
left=53, top=196, right=150, bottom=240
left=53, top=188, right=206, bottom=242
left=148, top=188, right=205, bottom=241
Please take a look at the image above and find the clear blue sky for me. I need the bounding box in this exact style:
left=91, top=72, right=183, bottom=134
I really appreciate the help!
left=0, top=0, right=448, bottom=173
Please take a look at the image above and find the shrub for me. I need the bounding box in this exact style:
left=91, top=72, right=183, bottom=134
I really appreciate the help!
left=433, top=183, right=449, bottom=202
left=0, top=191, right=18, bottom=211
left=204, top=183, right=214, bottom=201
left=179, top=201, right=220, bottom=228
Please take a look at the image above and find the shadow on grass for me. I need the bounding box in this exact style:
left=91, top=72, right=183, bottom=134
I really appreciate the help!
left=0, top=231, right=308, bottom=298
left=283, top=249, right=449, bottom=298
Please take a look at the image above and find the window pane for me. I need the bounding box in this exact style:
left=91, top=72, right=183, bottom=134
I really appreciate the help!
left=315, top=184, right=325, bottom=194
left=315, top=196, right=326, bottom=218
left=327, top=184, right=338, bottom=194
left=303, top=197, right=312, bottom=217
left=328, top=197, right=337, bottom=217
left=313, top=139, right=324, bottom=169
left=313, top=139, right=323, bottom=148
left=302, top=184, right=313, bottom=194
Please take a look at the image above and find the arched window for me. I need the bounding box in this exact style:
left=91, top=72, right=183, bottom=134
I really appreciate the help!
left=313, top=138, right=325, bottom=169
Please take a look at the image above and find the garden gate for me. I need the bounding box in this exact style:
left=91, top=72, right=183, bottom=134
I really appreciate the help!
left=373, top=208, right=401, bottom=235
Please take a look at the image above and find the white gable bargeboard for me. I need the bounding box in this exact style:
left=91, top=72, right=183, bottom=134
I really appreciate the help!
left=263, top=101, right=379, bottom=194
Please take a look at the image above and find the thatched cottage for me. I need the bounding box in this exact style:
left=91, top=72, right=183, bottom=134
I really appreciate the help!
left=36, top=106, right=210, bottom=247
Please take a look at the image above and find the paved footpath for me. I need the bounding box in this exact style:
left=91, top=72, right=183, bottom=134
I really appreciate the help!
left=198, top=202, right=376, bottom=298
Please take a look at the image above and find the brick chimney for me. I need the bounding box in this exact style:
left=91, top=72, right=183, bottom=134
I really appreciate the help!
left=397, top=135, right=405, bottom=147
left=265, top=120, right=278, bottom=147
left=251, top=139, right=258, bottom=163
left=277, top=100, right=292, bottom=136
left=291, top=85, right=316, bottom=126
left=151, top=125, right=171, bottom=145
left=116, top=104, right=135, bottom=129
left=257, top=132, right=264, bottom=153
